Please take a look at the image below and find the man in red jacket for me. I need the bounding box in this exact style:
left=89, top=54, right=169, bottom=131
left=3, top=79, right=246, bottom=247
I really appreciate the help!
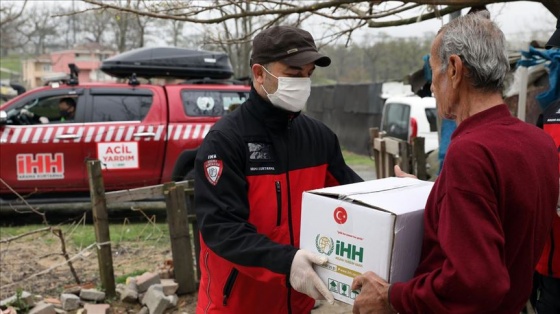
left=351, top=11, right=560, bottom=314
left=532, top=17, right=560, bottom=314
left=194, top=25, right=362, bottom=314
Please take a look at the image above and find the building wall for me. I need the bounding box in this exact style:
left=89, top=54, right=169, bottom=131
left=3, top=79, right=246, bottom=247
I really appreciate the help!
left=22, top=58, right=51, bottom=89
left=51, top=49, right=115, bottom=83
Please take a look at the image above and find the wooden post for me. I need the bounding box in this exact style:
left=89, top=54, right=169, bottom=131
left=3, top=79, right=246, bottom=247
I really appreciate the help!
left=87, top=160, right=116, bottom=298
left=184, top=182, right=202, bottom=284
left=413, top=137, right=427, bottom=180
left=164, top=182, right=196, bottom=294
left=398, top=141, right=411, bottom=175
left=369, top=128, right=379, bottom=157
left=374, top=138, right=386, bottom=178
left=191, top=219, right=201, bottom=283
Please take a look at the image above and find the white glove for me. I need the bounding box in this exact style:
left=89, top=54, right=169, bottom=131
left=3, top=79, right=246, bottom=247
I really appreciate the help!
left=290, top=249, right=334, bottom=304
left=38, top=116, right=49, bottom=124
left=20, top=108, right=34, bottom=117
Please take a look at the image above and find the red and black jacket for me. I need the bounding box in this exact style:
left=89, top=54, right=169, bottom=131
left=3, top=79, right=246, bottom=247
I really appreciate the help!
left=537, top=100, right=560, bottom=279
left=194, top=87, right=362, bottom=314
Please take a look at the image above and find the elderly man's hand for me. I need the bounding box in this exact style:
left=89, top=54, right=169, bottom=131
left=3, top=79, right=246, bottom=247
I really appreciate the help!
left=394, top=165, right=417, bottom=179
left=352, top=271, right=396, bottom=314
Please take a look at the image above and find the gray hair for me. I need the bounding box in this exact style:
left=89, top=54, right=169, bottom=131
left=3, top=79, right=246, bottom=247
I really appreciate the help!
left=437, top=11, right=510, bottom=93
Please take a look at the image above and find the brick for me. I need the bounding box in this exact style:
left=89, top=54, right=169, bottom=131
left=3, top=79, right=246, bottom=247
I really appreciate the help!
left=62, top=285, right=81, bottom=296
left=43, top=298, right=61, bottom=306
left=141, top=285, right=170, bottom=314
left=60, top=294, right=80, bottom=311
left=166, top=294, right=178, bottom=309
left=83, top=303, right=110, bottom=314
left=160, top=279, right=179, bottom=296
left=138, top=306, right=149, bottom=314
left=79, top=289, right=105, bottom=302
left=125, top=277, right=136, bottom=286
left=0, top=291, right=35, bottom=308
left=119, top=287, right=138, bottom=303
left=136, top=272, right=161, bottom=292
left=29, top=303, right=56, bottom=314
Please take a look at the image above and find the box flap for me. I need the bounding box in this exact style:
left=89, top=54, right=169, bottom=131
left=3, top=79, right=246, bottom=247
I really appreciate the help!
left=351, top=182, right=433, bottom=215
left=310, top=177, right=423, bottom=197
left=310, top=178, right=433, bottom=215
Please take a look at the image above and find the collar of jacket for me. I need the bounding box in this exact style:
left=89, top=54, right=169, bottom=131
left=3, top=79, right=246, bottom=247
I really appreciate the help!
left=246, top=86, right=301, bottom=131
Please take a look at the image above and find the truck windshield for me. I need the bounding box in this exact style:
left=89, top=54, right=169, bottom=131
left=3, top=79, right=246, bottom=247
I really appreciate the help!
left=181, top=90, right=248, bottom=117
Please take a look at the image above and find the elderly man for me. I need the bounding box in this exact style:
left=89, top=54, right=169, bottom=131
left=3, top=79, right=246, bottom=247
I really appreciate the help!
left=352, top=11, right=559, bottom=314
left=194, top=25, right=362, bottom=314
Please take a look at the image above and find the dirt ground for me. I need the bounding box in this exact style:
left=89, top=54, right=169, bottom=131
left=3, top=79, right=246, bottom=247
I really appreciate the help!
left=0, top=230, right=197, bottom=313
left=0, top=165, right=372, bottom=312
left=0, top=231, right=355, bottom=313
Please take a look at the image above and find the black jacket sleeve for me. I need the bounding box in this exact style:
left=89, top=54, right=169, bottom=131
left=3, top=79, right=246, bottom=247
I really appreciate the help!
left=194, top=130, right=298, bottom=277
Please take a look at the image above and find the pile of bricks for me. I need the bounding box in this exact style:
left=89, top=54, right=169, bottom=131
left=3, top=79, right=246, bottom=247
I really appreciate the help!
left=0, top=272, right=181, bottom=314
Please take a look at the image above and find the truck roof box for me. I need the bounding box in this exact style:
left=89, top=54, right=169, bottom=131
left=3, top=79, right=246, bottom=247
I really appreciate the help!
left=100, top=47, right=234, bottom=80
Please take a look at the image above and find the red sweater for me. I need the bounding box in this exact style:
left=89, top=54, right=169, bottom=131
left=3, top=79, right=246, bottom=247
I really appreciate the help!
left=390, top=105, right=559, bottom=313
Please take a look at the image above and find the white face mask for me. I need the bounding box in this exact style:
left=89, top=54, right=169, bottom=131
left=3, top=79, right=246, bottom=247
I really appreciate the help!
left=261, top=66, right=311, bottom=112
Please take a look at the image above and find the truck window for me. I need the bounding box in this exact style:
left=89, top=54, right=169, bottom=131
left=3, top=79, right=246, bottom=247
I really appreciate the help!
left=382, top=103, right=410, bottom=141
left=91, top=95, right=152, bottom=122
left=6, top=95, right=81, bottom=124
left=181, top=90, right=248, bottom=117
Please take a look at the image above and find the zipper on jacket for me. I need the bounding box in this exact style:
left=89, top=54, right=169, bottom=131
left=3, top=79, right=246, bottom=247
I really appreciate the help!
left=204, top=251, right=212, bottom=314
left=286, top=118, right=295, bottom=245
left=286, top=117, right=295, bottom=313
left=276, top=181, right=282, bottom=226
left=222, top=268, right=239, bottom=306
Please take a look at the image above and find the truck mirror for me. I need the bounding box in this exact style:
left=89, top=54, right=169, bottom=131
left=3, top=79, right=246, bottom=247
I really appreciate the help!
left=0, top=110, right=7, bottom=125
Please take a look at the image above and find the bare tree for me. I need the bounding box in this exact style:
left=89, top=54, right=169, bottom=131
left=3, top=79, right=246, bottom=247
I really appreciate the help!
left=0, top=0, right=26, bottom=27
left=80, top=9, right=113, bottom=44
left=18, top=4, right=62, bottom=55
left=0, top=1, right=27, bottom=55
left=132, top=0, right=154, bottom=48
left=81, top=0, right=559, bottom=43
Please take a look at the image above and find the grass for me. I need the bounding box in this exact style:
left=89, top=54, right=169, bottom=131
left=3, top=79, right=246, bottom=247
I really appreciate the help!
left=1, top=222, right=171, bottom=248
left=343, top=150, right=374, bottom=166
left=0, top=55, right=22, bottom=80
left=116, top=269, right=148, bottom=284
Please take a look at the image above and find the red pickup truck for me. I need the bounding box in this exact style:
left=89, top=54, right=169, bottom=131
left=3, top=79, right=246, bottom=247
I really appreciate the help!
left=0, top=48, right=250, bottom=203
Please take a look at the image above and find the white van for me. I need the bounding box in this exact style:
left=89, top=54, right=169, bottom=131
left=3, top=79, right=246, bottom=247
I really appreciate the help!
left=380, top=96, right=439, bottom=155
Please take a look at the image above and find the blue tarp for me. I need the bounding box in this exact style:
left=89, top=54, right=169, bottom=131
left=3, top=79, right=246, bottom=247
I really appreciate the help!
left=518, top=46, right=560, bottom=110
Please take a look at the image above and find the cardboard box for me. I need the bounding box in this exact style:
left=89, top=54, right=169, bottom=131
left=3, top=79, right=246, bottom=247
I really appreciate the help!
left=300, top=177, right=434, bottom=305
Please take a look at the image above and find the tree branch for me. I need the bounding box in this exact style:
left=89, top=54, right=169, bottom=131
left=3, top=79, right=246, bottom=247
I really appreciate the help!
left=0, top=0, right=27, bottom=27
left=82, top=0, right=360, bottom=23
left=79, top=0, right=552, bottom=28
left=368, top=5, right=464, bottom=27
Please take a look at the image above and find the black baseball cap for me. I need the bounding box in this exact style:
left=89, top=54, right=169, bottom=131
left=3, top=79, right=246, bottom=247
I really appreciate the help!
left=546, top=18, right=560, bottom=49
left=250, top=26, right=331, bottom=67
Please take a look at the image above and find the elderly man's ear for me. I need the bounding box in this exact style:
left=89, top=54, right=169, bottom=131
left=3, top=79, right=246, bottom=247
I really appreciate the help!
left=448, top=55, right=464, bottom=89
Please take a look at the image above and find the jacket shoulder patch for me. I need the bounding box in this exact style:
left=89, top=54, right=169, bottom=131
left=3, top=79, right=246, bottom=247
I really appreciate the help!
left=204, top=159, right=223, bottom=185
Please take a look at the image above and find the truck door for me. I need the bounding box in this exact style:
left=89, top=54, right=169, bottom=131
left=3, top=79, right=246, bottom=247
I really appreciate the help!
left=85, top=88, right=166, bottom=191
left=0, top=89, right=87, bottom=195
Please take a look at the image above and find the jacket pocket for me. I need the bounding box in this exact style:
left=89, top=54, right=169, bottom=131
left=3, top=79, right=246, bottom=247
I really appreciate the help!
left=276, top=181, right=282, bottom=226
left=222, top=268, right=238, bottom=306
